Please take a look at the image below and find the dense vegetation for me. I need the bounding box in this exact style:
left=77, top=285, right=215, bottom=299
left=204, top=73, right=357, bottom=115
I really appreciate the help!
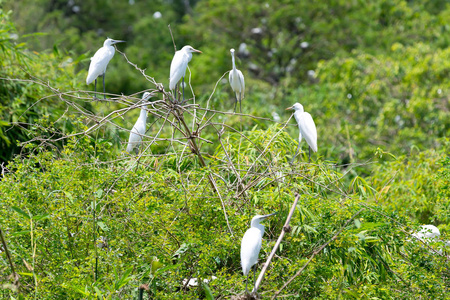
left=1, top=0, right=449, bottom=299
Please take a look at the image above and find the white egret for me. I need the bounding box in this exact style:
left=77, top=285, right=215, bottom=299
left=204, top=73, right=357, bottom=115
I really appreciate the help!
left=229, top=48, right=245, bottom=113
left=169, top=45, right=202, bottom=102
left=86, top=38, right=125, bottom=99
left=182, top=276, right=217, bottom=288
left=126, top=92, right=152, bottom=154
left=412, top=225, right=440, bottom=241
left=286, top=103, right=317, bottom=163
left=241, top=212, right=276, bottom=294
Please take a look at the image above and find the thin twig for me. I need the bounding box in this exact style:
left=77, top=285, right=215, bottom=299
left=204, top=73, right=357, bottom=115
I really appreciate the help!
left=0, top=224, right=20, bottom=288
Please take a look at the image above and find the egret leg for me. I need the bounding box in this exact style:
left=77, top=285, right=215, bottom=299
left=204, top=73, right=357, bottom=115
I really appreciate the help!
left=245, top=273, right=249, bottom=294
left=252, top=264, right=257, bottom=291
left=103, top=73, right=106, bottom=100
left=290, top=141, right=301, bottom=163
left=175, top=83, right=179, bottom=103
left=182, top=77, right=185, bottom=103
left=94, top=79, right=97, bottom=99
left=234, top=94, right=238, bottom=113
left=308, top=146, right=311, bottom=163
left=239, top=93, right=242, bottom=114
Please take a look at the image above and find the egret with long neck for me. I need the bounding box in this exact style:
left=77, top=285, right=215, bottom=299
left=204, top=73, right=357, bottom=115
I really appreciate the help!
left=86, top=38, right=125, bottom=99
left=169, top=45, right=202, bottom=103
left=229, top=48, right=245, bottom=113
left=126, top=92, right=152, bottom=154
left=286, top=103, right=317, bottom=163
left=240, top=212, right=276, bottom=294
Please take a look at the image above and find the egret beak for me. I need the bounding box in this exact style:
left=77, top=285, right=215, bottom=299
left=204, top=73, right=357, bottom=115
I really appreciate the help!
left=111, top=40, right=126, bottom=45
left=192, top=48, right=202, bottom=53
left=285, top=106, right=293, bottom=110
left=262, top=212, right=277, bottom=219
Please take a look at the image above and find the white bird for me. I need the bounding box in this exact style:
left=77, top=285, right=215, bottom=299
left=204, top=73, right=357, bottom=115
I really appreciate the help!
left=126, top=92, right=152, bottom=154
left=412, top=225, right=440, bottom=241
left=286, top=103, right=317, bottom=163
left=182, top=276, right=218, bottom=288
left=241, top=212, right=276, bottom=294
left=229, top=48, right=245, bottom=113
left=86, top=38, right=125, bottom=99
left=169, top=45, right=202, bottom=102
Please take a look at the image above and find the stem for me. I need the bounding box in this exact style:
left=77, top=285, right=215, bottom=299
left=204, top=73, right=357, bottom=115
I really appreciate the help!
left=0, top=224, right=19, bottom=287
left=252, top=193, right=301, bottom=294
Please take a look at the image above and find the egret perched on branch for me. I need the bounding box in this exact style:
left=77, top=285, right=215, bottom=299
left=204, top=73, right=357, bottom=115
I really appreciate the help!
left=241, top=212, right=276, bottom=294
left=126, top=92, right=152, bottom=154
left=229, top=48, right=245, bottom=113
left=286, top=103, right=317, bottom=163
left=86, top=38, right=125, bottom=99
left=169, top=45, right=202, bottom=102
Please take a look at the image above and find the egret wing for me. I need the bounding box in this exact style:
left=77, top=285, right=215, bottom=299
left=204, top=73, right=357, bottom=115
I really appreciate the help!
left=298, top=112, right=317, bottom=152
left=240, top=228, right=262, bottom=275
left=86, top=47, right=114, bottom=85
left=126, top=118, right=146, bottom=153
left=238, top=69, right=245, bottom=98
left=169, top=51, right=189, bottom=90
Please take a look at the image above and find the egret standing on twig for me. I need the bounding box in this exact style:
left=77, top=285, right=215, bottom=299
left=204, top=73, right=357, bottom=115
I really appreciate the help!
left=169, top=45, right=202, bottom=102
left=241, top=213, right=276, bottom=294
left=286, top=103, right=317, bottom=163
left=86, top=38, right=125, bottom=99
left=229, top=48, right=245, bottom=113
left=126, top=92, right=152, bottom=154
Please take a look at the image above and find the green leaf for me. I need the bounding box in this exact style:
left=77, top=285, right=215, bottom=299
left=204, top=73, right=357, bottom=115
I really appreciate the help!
left=202, top=283, right=214, bottom=300
left=11, top=206, right=30, bottom=219
left=151, top=259, right=164, bottom=273
left=114, top=267, right=134, bottom=290
left=94, top=189, right=104, bottom=199
left=97, top=222, right=109, bottom=232
left=63, top=191, right=74, bottom=203
left=11, top=230, right=31, bottom=236
left=32, top=214, right=50, bottom=221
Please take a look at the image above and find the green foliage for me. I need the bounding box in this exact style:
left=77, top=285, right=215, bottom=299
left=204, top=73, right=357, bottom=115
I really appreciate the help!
left=371, top=140, right=450, bottom=225
left=1, top=0, right=449, bottom=298
left=1, top=129, right=449, bottom=298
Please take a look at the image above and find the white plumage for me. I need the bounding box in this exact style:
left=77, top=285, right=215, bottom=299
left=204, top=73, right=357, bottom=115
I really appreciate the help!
left=228, top=48, right=245, bottom=112
left=86, top=38, right=125, bottom=98
left=286, top=103, right=317, bottom=162
left=126, top=92, right=152, bottom=154
left=412, top=225, right=440, bottom=241
left=169, top=45, right=202, bottom=91
left=240, top=213, right=276, bottom=294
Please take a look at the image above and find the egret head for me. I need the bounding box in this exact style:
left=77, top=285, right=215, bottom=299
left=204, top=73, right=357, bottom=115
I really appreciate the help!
left=286, top=103, right=304, bottom=112
left=142, top=92, right=152, bottom=101
left=104, top=38, right=126, bottom=46
left=230, top=48, right=235, bottom=53
left=183, top=45, right=202, bottom=54
left=250, top=212, right=277, bottom=228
